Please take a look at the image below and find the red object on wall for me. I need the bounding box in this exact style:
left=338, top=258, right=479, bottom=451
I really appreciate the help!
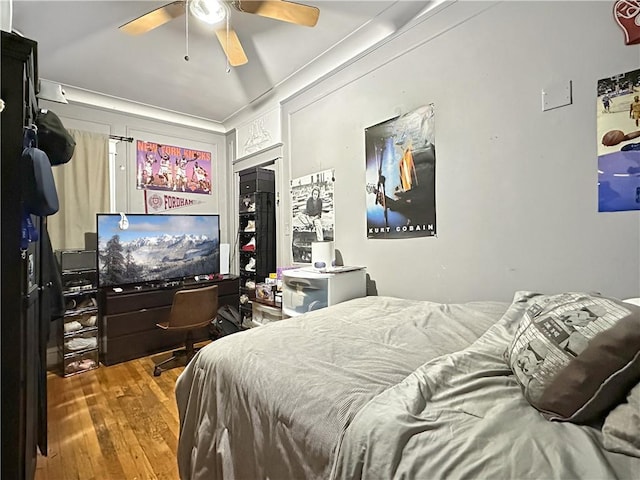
left=614, top=0, right=640, bottom=45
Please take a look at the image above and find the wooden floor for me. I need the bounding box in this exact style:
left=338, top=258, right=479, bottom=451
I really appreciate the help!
left=35, top=351, right=192, bottom=480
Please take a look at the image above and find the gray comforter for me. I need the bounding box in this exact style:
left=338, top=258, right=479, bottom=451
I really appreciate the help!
left=331, top=295, right=640, bottom=480
left=175, top=295, right=506, bottom=479
left=175, top=295, right=639, bottom=480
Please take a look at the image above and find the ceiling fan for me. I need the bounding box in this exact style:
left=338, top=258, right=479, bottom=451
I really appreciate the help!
left=119, top=0, right=320, bottom=67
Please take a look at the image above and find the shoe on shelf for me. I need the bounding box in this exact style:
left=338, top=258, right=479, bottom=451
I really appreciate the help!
left=241, top=197, right=256, bottom=212
left=245, top=257, right=256, bottom=272
left=241, top=236, right=256, bottom=252
left=78, top=358, right=96, bottom=370
left=240, top=294, right=249, bottom=304
left=245, top=280, right=256, bottom=289
left=64, top=321, right=83, bottom=333
left=244, top=220, right=256, bottom=232
left=65, top=336, right=97, bottom=352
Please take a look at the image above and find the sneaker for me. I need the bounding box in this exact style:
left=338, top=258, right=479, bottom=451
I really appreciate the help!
left=241, top=236, right=256, bottom=252
left=81, top=315, right=97, bottom=327
left=65, top=336, right=97, bottom=351
left=64, top=321, right=83, bottom=333
left=241, top=196, right=255, bottom=212
left=240, top=294, right=249, bottom=304
left=245, top=257, right=256, bottom=272
left=78, top=358, right=96, bottom=370
left=245, top=280, right=256, bottom=289
left=244, top=220, right=256, bottom=232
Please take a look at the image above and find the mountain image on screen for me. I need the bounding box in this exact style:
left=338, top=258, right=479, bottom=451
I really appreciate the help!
left=96, top=214, right=220, bottom=287
left=99, top=234, right=218, bottom=286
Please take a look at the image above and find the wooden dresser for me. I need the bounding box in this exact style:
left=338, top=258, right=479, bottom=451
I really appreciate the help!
left=99, top=276, right=239, bottom=365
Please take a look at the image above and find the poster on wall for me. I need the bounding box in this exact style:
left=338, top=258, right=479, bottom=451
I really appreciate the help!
left=597, top=68, right=640, bottom=212
left=291, top=170, right=335, bottom=263
left=365, top=104, right=436, bottom=238
left=135, top=140, right=213, bottom=195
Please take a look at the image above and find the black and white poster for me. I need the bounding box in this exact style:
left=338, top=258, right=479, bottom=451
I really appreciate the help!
left=365, top=104, right=436, bottom=238
left=291, top=170, right=335, bottom=263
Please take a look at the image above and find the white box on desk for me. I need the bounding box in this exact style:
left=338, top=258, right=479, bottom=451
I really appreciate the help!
left=281, top=267, right=366, bottom=317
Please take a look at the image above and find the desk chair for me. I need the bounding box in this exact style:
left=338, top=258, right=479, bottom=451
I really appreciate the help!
left=153, top=284, right=218, bottom=376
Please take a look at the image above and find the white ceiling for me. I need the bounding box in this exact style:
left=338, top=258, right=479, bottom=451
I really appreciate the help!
left=11, top=1, right=434, bottom=129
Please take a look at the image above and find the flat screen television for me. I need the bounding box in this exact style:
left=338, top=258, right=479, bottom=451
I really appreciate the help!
left=96, top=213, right=220, bottom=288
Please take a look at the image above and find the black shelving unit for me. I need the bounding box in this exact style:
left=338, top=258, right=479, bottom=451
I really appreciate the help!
left=238, top=168, right=276, bottom=324
left=55, top=251, right=99, bottom=376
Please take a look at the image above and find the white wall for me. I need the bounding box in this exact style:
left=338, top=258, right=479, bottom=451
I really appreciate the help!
left=280, top=1, right=640, bottom=302
left=39, top=100, right=234, bottom=245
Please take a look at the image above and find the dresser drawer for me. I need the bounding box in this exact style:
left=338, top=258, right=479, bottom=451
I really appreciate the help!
left=103, top=305, right=171, bottom=337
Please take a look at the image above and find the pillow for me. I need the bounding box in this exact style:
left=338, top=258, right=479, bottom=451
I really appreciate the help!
left=602, top=381, right=640, bottom=457
left=505, top=292, right=640, bottom=423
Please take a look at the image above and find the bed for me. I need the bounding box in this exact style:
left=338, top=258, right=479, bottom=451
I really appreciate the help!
left=175, top=292, right=640, bottom=480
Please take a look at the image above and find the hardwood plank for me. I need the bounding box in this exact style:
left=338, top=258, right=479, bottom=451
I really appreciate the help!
left=36, top=374, right=64, bottom=479
left=79, top=374, right=128, bottom=479
left=35, top=354, right=187, bottom=480
left=117, top=383, right=176, bottom=479
left=94, top=364, right=160, bottom=480
left=61, top=376, right=96, bottom=479
left=131, top=360, right=181, bottom=439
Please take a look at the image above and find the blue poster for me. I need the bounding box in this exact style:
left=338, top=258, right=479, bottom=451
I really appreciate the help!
left=597, top=68, right=640, bottom=212
left=365, top=104, right=436, bottom=238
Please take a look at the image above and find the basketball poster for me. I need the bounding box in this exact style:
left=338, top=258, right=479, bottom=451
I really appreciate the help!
left=365, top=104, right=436, bottom=239
left=597, top=68, right=640, bottom=212
left=136, top=140, right=213, bottom=195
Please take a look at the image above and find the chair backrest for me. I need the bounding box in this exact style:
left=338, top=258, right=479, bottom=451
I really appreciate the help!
left=166, top=284, right=219, bottom=329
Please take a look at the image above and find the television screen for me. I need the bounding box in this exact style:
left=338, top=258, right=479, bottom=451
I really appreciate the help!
left=96, top=213, right=220, bottom=288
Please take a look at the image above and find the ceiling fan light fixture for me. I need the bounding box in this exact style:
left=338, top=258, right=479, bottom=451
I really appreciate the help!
left=189, top=0, right=226, bottom=25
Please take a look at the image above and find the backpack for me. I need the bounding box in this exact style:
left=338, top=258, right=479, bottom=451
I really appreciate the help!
left=22, top=146, right=59, bottom=216
left=22, top=128, right=59, bottom=217
left=215, top=305, right=243, bottom=336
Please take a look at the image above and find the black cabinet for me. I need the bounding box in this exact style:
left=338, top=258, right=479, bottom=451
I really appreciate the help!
left=240, top=168, right=275, bottom=194
left=238, top=168, right=276, bottom=323
left=99, top=276, right=240, bottom=365
left=1, top=31, right=44, bottom=480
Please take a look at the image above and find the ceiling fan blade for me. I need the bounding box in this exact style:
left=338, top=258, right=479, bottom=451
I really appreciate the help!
left=120, top=1, right=186, bottom=35
left=215, top=28, right=249, bottom=67
left=232, top=1, right=320, bottom=27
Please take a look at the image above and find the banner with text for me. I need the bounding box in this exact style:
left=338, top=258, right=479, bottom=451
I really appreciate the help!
left=144, top=189, right=205, bottom=213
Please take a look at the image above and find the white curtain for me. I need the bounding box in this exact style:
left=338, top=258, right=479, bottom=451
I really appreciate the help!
left=48, top=129, right=109, bottom=251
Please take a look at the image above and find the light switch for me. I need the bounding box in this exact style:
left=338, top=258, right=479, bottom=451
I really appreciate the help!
left=541, top=80, right=572, bottom=111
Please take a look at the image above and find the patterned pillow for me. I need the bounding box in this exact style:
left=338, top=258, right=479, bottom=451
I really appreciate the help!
left=505, top=292, right=640, bottom=423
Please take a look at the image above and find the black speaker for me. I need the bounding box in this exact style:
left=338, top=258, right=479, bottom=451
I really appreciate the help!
left=84, top=232, right=97, bottom=251
left=56, top=249, right=96, bottom=272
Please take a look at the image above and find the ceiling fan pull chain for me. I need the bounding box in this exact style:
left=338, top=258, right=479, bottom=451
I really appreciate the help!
left=184, top=0, right=190, bottom=61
